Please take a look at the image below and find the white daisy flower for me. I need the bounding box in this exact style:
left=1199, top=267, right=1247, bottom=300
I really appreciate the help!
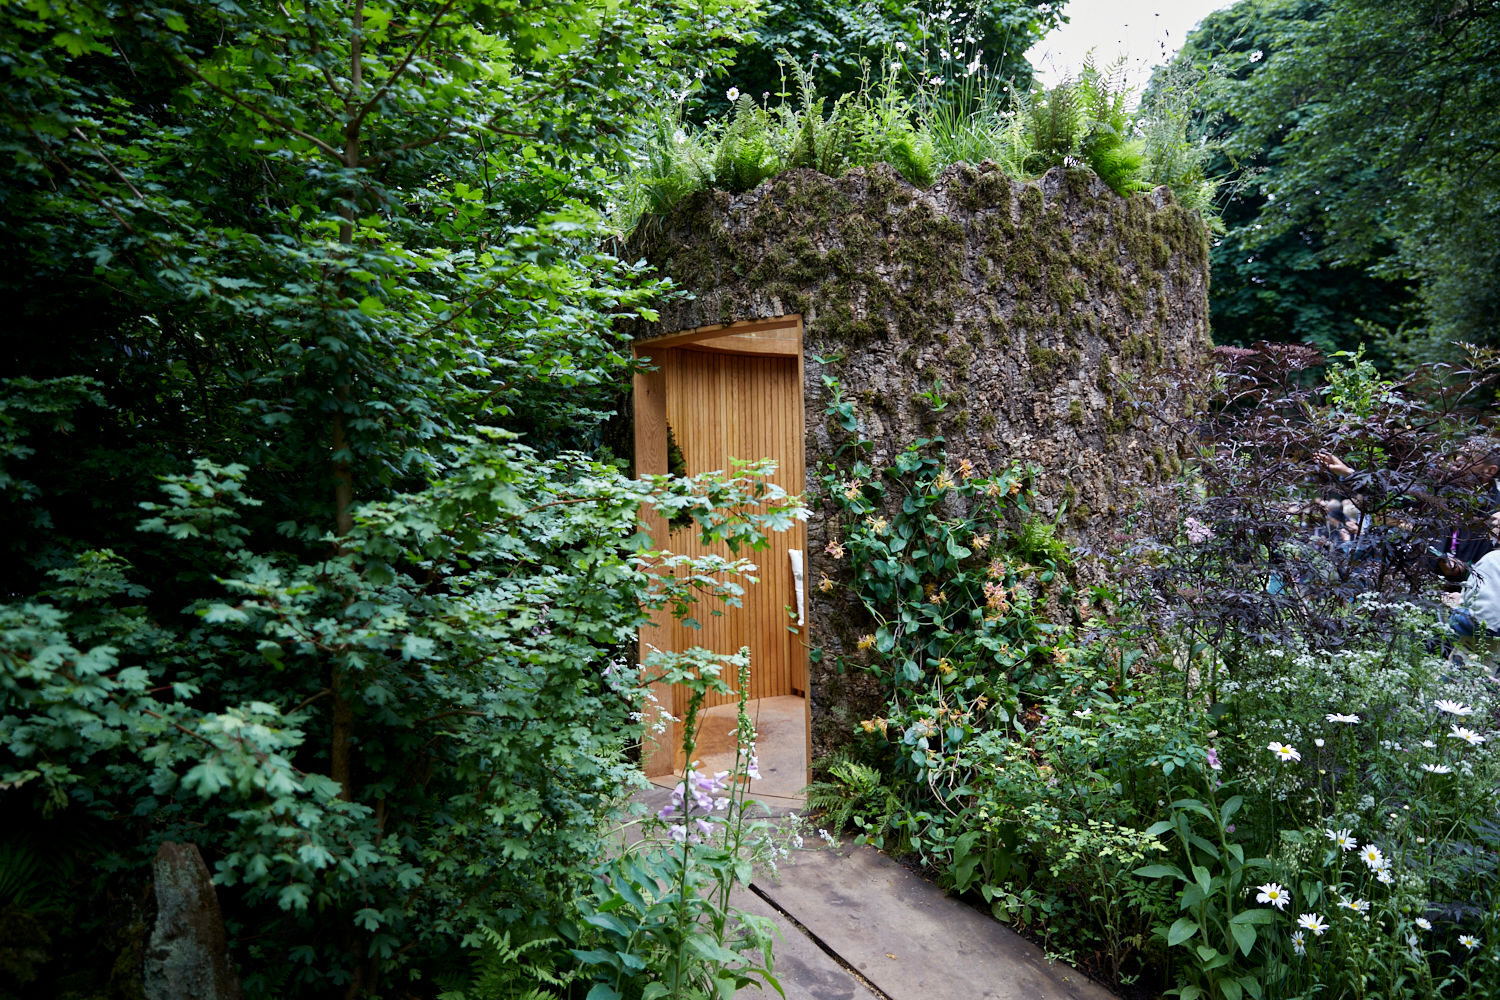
left=1421, top=763, right=1453, bottom=774
left=1291, top=929, right=1306, bottom=955
left=1416, top=917, right=1432, bottom=930
left=1448, top=725, right=1485, bottom=746
left=726, top=87, right=741, bottom=101
left=1326, top=713, right=1361, bottom=723
left=1435, top=699, right=1475, bottom=716
left=1459, top=934, right=1480, bottom=950
left=1072, top=708, right=1092, bottom=718
left=1376, top=869, right=1395, bottom=884
left=1325, top=828, right=1357, bottom=851
left=1269, top=741, right=1302, bottom=762
left=1256, top=882, right=1290, bottom=909
left=1359, top=844, right=1385, bottom=870
left=1298, top=913, right=1329, bottom=936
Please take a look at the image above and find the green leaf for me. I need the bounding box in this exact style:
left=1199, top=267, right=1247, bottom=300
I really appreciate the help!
left=1230, top=920, right=1256, bottom=957
left=1133, top=863, right=1185, bottom=880
left=1167, top=917, right=1199, bottom=946
left=1229, top=909, right=1274, bottom=926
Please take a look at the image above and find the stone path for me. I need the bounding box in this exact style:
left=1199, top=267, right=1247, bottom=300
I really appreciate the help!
left=732, top=837, right=1115, bottom=1000
left=635, top=693, right=1114, bottom=1000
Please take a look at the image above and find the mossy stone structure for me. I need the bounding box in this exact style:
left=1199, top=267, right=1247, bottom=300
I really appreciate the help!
left=628, top=162, right=1210, bottom=764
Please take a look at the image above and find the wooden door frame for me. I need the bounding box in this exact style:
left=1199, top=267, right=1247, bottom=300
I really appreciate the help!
left=633, top=315, right=810, bottom=778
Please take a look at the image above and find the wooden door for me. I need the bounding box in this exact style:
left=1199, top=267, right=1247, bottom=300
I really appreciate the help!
left=633, top=318, right=807, bottom=771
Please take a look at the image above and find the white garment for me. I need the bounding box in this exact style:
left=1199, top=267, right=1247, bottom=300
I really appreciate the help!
left=1460, top=549, right=1500, bottom=631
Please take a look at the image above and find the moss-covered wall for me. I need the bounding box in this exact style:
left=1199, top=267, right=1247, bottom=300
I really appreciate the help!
left=627, top=162, right=1210, bottom=754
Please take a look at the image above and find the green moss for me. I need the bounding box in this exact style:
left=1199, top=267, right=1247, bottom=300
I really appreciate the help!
left=1066, top=399, right=1085, bottom=426
left=1028, top=341, right=1067, bottom=373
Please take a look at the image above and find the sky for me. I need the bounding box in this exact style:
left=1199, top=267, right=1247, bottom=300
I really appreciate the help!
left=1025, top=0, right=1238, bottom=93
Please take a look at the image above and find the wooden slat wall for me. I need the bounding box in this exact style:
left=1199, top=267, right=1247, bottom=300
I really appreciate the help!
left=663, top=346, right=807, bottom=710
left=632, top=363, right=682, bottom=776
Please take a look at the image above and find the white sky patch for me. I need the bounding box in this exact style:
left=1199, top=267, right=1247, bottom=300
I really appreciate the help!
left=1026, top=0, right=1238, bottom=95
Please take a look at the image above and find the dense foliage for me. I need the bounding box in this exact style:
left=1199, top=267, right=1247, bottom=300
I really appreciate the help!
left=714, top=0, right=1067, bottom=116
left=0, top=0, right=820, bottom=995
left=1161, top=0, right=1500, bottom=361
left=622, top=56, right=1219, bottom=230
left=811, top=350, right=1500, bottom=996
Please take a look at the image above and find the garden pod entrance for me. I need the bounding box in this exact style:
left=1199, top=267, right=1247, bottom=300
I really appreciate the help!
left=633, top=316, right=809, bottom=778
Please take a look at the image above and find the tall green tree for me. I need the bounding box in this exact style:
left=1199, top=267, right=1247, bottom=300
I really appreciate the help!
left=0, top=1, right=794, bottom=995
left=1170, top=0, right=1500, bottom=359
left=717, top=0, right=1067, bottom=112
left=1158, top=0, right=1414, bottom=356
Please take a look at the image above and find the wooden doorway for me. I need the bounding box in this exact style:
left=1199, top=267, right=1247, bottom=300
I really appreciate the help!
left=633, top=317, right=808, bottom=777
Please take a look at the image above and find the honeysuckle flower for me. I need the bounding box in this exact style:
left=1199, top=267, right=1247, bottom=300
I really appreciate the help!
left=818, top=574, right=835, bottom=593
left=1459, top=934, right=1480, bottom=950
left=1269, top=741, right=1302, bottom=762
left=1416, top=917, right=1433, bottom=930
left=1326, top=713, right=1361, bottom=723
left=934, top=470, right=955, bottom=491
left=865, top=515, right=888, bottom=533
left=1359, top=844, right=1385, bottom=870
left=957, top=457, right=976, bottom=479
left=1326, top=828, right=1357, bottom=851
left=825, top=539, right=845, bottom=559
left=856, top=634, right=876, bottom=651
left=971, top=532, right=991, bottom=550
left=1421, top=763, right=1453, bottom=774
left=1256, top=882, right=1291, bottom=909
left=726, top=87, right=741, bottom=101
left=1291, top=929, right=1306, bottom=955
left=1448, top=725, right=1484, bottom=746
left=1299, top=913, right=1329, bottom=936
left=1435, top=699, right=1475, bottom=716
left=842, top=478, right=864, bottom=500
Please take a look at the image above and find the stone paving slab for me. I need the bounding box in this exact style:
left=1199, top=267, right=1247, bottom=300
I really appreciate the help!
left=754, top=842, right=1116, bottom=1000
left=732, top=887, right=881, bottom=1000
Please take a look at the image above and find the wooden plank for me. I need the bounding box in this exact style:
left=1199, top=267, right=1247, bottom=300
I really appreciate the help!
left=633, top=353, right=680, bottom=777
left=675, top=329, right=801, bottom=358
left=635, top=316, right=800, bottom=351
left=790, top=322, right=810, bottom=697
